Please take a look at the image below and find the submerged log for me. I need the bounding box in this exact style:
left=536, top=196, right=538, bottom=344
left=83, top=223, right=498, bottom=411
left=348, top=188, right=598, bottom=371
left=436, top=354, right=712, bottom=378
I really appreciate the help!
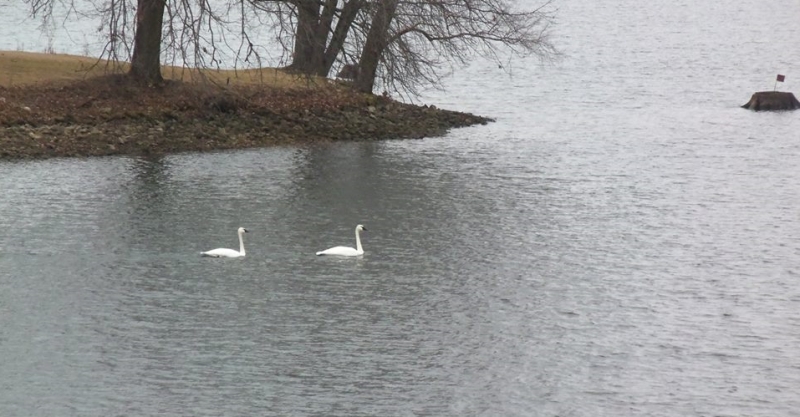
left=741, top=91, right=800, bottom=111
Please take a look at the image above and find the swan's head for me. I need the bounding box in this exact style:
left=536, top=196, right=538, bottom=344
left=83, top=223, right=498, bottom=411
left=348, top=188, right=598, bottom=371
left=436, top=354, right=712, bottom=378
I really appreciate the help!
left=238, top=227, right=249, bottom=234
left=356, top=224, right=367, bottom=232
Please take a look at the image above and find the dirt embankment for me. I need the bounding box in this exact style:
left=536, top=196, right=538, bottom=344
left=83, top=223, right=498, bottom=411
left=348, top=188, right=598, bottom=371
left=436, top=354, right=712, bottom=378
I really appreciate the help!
left=0, top=74, right=492, bottom=160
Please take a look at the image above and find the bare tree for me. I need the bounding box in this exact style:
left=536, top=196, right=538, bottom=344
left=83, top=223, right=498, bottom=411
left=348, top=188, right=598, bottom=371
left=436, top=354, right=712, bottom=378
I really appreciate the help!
left=351, top=0, right=558, bottom=95
left=24, top=0, right=557, bottom=96
left=24, top=0, right=165, bottom=84
left=248, top=0, right=365, bottom=77
left=243, top=0, right=557, bottom=94
left=24, top=0, right=276, bottom=84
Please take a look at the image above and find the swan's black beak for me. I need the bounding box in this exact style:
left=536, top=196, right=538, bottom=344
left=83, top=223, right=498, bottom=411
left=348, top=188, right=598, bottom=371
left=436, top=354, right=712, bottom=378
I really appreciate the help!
left=362, top=226, right=367, bottom=231
left=243, top=228, right=249, bottom=233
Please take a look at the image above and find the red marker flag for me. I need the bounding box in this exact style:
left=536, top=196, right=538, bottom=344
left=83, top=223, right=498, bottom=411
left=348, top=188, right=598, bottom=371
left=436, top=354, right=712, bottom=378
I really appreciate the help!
left=777, top=74, right=785, bottom=82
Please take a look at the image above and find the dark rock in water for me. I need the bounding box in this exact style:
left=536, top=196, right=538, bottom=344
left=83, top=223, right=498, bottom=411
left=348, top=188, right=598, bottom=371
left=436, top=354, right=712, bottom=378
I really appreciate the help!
left=741, top=91, right=800, bottom=111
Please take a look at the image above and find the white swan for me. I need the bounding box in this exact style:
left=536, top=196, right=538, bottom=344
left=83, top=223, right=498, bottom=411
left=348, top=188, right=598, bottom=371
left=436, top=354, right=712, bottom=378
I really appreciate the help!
left=316, top=224, right=367, bottom=256
left=201, top=227, right=249, bottom=258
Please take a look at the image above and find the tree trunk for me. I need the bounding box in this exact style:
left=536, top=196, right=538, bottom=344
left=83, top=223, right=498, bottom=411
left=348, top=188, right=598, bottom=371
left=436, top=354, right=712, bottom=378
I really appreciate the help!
left=354, top=0, right=399, bottom=93
left=320, top=0, right=364, bottom=77
left=311, top=0, right=337, bottom=75
left=289, top=0, right=343, bottom=76
left=129, top=0, right=166, bottom=84
left=287, top=0, right=321, bottom=74
left=288, top=0, right=365, bottom=78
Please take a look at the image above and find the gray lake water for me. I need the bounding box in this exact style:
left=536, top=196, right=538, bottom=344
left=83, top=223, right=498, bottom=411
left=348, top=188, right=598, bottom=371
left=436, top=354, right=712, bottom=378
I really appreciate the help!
left=2, top=0, right=800, bottom=416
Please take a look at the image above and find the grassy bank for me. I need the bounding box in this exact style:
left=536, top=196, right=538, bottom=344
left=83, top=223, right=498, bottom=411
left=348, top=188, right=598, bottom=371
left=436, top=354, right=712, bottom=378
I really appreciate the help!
left=0, top=51, right=302, bottom=87
left=0, top=51, right=492, bottom=160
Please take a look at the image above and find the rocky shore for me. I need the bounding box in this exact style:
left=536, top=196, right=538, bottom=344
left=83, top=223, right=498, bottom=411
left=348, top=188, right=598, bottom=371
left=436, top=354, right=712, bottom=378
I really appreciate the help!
left=0, top=75, right=492, bottom=160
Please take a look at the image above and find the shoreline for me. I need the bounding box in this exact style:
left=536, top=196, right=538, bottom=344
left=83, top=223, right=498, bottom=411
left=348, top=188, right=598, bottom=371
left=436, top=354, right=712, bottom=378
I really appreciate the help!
left=0, top=68, right=492, bottom=160
left=0, top=101, right=492, bottom=160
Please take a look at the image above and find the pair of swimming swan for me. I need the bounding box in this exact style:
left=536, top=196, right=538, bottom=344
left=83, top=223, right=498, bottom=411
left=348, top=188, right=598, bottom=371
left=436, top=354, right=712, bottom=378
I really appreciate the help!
left=200, top=224, right=367, bottom=258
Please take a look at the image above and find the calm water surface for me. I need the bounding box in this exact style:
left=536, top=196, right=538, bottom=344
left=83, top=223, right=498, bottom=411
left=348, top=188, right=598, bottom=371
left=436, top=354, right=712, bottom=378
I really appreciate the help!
left=2, top=0, right=800, bottom=416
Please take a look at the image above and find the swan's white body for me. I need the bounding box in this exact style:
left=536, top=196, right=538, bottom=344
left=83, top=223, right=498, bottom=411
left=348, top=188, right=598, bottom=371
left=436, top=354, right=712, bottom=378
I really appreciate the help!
left=201, top=227, right=248, bottom=258
left=316, top=224, right=366, bottom=256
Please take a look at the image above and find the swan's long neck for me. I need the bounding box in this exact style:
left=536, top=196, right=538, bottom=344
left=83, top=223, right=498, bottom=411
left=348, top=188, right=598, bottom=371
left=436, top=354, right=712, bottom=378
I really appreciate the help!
left=355, top=227, right=363, bottom=254
left=238, top=231, right=246, bottom=255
